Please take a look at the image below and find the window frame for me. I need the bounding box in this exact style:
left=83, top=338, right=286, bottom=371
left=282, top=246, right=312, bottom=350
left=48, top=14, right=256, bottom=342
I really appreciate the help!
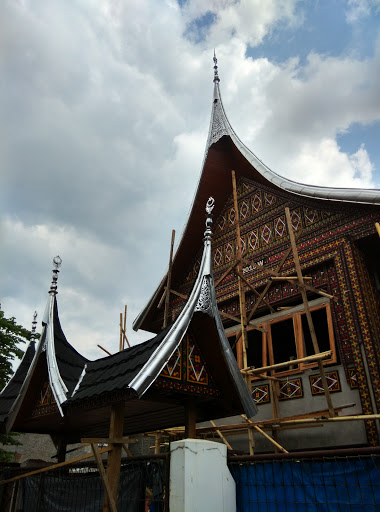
left=225, top=297, right=336, bottom=379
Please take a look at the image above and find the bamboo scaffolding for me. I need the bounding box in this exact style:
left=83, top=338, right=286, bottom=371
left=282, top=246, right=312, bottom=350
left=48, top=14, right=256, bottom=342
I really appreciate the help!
left=0, top=447, right=112, bottom=486
left=163, top=230, right=176, bottom=328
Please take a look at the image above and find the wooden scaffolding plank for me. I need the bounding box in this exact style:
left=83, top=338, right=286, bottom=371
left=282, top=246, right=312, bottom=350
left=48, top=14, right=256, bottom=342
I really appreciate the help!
left=0, top=447, right=112, bottom=485
left=91, top=443, right=117, bottom=512
left=163, top=229, right=176, bottom=328
left=285, top=207, right=335, bottom=418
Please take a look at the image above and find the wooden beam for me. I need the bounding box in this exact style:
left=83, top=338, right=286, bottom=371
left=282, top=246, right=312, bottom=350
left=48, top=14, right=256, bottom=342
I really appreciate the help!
left=166, top=287, right=188, bottom=300
left=245, top=230, right=303, bottom=324
left=254, top=424, right=288, bottom=453
left=91, top=443, right=117, bottom=512
left=185, top=399, right=197, bottom=439
left=241, top=350, right=332, bottom=374
left=235, top=269, right=275, bottom=313
left=214, top=259, right=240, bottom=289
left=157, top=288, right=167, bottom=309
left=81, top=437, right=138, bottom=445
left=240, top=256, right=335, bottom=301
left=163, top=229, right=176, bottom=328
left=285, top=207, right=335, bottom=417
left=210, top=420, right=233, bottom=450
left=0, top=447, right=112, bottom=485
left=98, top=345, right=112, bottom=356
left=232, top=170, right=248, bottom=370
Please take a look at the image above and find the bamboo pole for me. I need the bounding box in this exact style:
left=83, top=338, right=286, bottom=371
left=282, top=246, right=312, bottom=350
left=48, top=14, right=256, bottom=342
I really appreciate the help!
left=241, top=350, right=332, bottom=374
left=91, top=444, right=117, bottom=512
left=235, top=269, right=275, bottom=313
left=285, top=208, right=335, bottom=418
left=232, top=170, right=248, bottom=370
left=98, top=345, right=112, bottom=356
left=163, top=230, right=176, bottom=328
left=210, top=420, right=233, bottom=450
left=214, top=259, right=240, bottom=289
left=375, top=222, right=380, bottom=237
left=0, top=447, right=112, bottom=485
left=120, top=313, right=124, bottom=351
left=104, top=403, right=124, bottom=511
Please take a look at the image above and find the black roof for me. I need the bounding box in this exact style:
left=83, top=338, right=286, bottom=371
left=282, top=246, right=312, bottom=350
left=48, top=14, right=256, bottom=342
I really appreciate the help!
left=52, top=299, right=88, bottom=394
left=0, top=340, right=36, bottom=424
left=67, top=325, right=171, bottom=403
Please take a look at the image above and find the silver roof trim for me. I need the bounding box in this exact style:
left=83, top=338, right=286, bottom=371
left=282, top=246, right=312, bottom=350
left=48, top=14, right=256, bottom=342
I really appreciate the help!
left=209, top=82, right=380, bottom=205
left=129, top=199, right=257, bottom=419
left=45, top=296, right=67, bottom=415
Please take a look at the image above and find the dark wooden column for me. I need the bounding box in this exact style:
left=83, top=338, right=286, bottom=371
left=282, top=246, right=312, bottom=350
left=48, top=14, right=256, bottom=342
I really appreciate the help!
left=103, top=402, right=124, bottom=512
left=185, top=399, right=197, bottom=439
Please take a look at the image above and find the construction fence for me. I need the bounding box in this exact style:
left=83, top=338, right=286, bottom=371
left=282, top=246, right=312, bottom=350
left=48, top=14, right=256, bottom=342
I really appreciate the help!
left=0, top=453, right=169, bottom=512
left=229, top=448, right=380, bottom=511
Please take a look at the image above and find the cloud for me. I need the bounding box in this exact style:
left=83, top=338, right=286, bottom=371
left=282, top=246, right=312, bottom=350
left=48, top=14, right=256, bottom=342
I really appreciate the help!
left=345, top=0, right=380, bottom=23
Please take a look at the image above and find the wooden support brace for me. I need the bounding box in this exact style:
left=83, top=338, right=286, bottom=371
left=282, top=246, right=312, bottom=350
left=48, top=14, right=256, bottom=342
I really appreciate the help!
left=98, top=345, right=112, bottom=356
left=241, top=350, right=332, bottom=374
left=214, top=259, right=240, bottom=289
left=163, top=230, right=176, bottom=328
left=91, top=443, right=117, bottom=512
left=81, top=437, right=138, bottom=445
left=210, top=420, right=233, bottom=450
left=235, top=269, right=275, bottom=313
left=0, top=447, right=112, bottom=485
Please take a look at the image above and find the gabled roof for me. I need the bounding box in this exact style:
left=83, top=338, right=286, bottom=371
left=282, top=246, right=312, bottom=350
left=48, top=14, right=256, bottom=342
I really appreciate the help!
left=133, top=56, right=380, bottom=333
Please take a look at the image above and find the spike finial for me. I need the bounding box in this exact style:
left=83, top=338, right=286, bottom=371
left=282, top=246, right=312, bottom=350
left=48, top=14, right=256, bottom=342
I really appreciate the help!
left=49, top=256, right=62, bottom=295
left=213, top=50, right=220, bottom=83
left=204, top=197, right=215, bottom=239
left=30, top=311, right=38, bottom=342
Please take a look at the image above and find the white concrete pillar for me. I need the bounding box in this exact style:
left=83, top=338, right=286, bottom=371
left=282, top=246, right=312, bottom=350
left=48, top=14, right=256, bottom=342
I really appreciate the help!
left=169, top=439, right=236, bottom=512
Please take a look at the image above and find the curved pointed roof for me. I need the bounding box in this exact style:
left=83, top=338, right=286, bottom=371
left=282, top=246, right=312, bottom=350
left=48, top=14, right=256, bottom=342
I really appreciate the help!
left=133, top=57, right=380, bottom=333
left=0, top=259, right=88, bottom=433
left=70, top=198, right=257, bottom=421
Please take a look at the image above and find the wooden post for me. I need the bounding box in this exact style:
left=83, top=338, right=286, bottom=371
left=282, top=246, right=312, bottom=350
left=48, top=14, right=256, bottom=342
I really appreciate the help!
left=185, top=399, right=197, bottom=439
left=285, top=207, right=335, bottom=417
left=154, top=432, right=161, bottom=454
left=56, top=439, right=67, bottom=463
left=232, top=171, right=249, bottom=370
left=92, top=444, right=118, bottom=512
left=119, top=313, right=123, bottom=352
left=103, top=402, right=124, bottom=512
left=163, top=230, right=175, bottom=328
left=210, top=420, right=233, bottom=450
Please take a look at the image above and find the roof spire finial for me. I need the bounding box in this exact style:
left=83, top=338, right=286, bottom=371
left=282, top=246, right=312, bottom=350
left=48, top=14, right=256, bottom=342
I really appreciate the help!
left=30, top=311, right=38, bottom=343
left=204, top=197, right=215, bottom=239
left=213, top=50, right=220, bottom=83
left=49, top=256, right=62, bottom=296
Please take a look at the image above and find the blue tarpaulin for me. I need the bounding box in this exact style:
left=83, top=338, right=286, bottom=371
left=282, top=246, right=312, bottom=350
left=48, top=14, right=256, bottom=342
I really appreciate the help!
left=230, top=456, right=380, bottom=511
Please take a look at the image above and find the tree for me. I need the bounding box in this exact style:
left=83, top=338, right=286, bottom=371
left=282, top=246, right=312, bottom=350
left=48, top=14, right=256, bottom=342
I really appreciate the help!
left=0, top=306, right=38, bottom=461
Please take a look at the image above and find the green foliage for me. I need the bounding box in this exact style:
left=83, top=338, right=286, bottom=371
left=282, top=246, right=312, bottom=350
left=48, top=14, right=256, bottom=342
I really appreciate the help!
left=0, top=306, right=39, bottom=461
left=0, top=307, right=31, bottom=390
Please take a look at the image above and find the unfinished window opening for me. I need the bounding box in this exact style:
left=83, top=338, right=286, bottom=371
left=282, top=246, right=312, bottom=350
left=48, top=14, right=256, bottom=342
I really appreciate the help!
left=246, top=328, right=266, bottom=370
left=270, top=318, right=298, bottom=373
left=301, top=308, right=330, bottom=356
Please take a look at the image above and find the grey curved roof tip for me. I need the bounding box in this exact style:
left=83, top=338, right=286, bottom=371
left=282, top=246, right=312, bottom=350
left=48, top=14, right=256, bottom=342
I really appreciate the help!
left=208, top=80, right=380, bottom=205
left=132, top=58, right=380, bottom=334
left=129, top=198, right=257, bottom=419
left=0, top=258, right=88, bottom=430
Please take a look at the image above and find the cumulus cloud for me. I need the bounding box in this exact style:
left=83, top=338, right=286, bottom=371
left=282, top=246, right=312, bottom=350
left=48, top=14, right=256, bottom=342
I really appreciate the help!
left=1, top=0, right=379, bottom=363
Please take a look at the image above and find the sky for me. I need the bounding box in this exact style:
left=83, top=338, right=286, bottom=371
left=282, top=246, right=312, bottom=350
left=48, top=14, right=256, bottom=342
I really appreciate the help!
left=1, top=0, right=380, bottom=363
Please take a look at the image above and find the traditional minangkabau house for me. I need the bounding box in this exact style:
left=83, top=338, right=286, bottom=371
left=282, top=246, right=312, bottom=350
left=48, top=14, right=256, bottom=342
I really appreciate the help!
left=133, top=55, right=380, bottom=453
left=0, top=201, right=257, bottom=507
